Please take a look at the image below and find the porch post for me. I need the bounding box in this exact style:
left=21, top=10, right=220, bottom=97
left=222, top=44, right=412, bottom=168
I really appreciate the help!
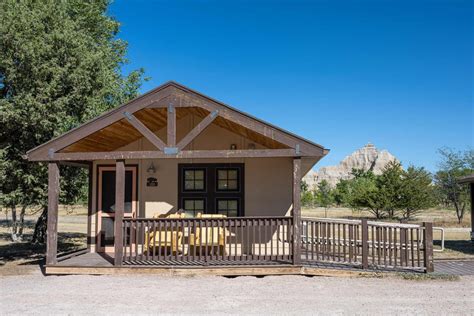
left=86, top=163, right=93, bottom=251
left=46, top=162, right=60, bottom=265
left=114, top=160, right=125, bottom=266
left=292, top=158, right=302, bottom=265
left=470, top=183, right=474, bottom=242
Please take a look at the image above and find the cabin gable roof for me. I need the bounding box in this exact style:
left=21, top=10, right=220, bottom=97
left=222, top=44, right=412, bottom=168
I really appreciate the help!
left=26, top=81, right=328, bottom=161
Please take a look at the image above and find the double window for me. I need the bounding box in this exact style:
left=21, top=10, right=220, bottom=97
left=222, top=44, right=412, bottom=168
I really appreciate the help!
left=178, top=164, right=244, bottom=217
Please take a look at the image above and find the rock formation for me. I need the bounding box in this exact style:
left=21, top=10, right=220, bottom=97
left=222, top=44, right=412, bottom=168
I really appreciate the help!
left=304, top=143, right=398, bottom=188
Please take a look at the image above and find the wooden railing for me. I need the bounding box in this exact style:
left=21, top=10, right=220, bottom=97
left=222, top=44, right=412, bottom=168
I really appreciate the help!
left=301, top=218, right=434, bottom=272
left=118, top=216, right=434, bottom=272
left=120, top=216, right=294, bottom=266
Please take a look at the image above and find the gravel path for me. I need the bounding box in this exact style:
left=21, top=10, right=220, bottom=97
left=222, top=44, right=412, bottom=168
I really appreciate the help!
left=1, top=271, right=473, bottom=315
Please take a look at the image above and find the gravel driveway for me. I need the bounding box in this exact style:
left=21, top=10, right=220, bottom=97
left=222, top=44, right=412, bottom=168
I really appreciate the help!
left=1, top=271, right=473, bottom=315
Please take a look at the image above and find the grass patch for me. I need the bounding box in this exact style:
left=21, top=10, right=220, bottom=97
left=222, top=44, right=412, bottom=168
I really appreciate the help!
left=359, top=271, right=460, bottom=281
left=395, top=272, right=460, bottom=281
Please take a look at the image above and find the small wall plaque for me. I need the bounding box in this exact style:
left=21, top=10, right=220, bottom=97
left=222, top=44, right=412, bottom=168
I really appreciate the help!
left=147, top=177, right=158, bottom=187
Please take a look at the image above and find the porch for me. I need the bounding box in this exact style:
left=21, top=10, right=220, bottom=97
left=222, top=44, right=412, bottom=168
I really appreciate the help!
left=48, top=217, right=434, bottom=275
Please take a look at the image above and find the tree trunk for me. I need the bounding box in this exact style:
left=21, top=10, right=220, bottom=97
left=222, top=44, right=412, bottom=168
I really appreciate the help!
left=18, top=206, right=27, bottom=239
left=453, top=200, right=465, bottom=224
left=10, top=205, right=18, bottom=241
left=32, top=206, right=48, bottom=244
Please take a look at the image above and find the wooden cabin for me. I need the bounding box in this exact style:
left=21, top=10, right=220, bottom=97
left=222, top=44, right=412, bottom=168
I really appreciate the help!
left=27, top=81, right=434, bottom=275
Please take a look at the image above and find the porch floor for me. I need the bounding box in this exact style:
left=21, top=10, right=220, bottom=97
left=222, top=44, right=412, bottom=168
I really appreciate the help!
left=57, top=252, right=113, bottom=267
left=56, top=252, right=292, bottom=268
left=50, top=251, right=430, bottom=276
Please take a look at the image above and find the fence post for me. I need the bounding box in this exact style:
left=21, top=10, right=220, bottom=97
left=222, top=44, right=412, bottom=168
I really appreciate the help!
left=423, top=222, right=434, bottom=273
left=361, top=219, right=369, bottom=269
left=400, top=228, right=406, bottom=267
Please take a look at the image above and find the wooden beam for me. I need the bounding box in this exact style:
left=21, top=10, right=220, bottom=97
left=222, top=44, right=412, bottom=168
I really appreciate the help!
left=167, top=104, right=176, bottom=147
left=176, top=110, right=218, bottom=150
left=40, top=149, right=299, bottom=161
left=170, top=89, right=326, bottom=156
left=114, top=160, right=125, bottom=266
left=27, top=86, right=174, bottom=160
left=87, top=163, right=93, bottom=251
left=292, top=158, right=301, bottom=265
left=46, top=162, right=60, bottom=265
left=123, top=112, right=166, bottom=151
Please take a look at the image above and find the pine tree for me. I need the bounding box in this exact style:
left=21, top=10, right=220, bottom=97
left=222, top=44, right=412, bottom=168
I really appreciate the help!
left=0, top=0, right=147, bottom=242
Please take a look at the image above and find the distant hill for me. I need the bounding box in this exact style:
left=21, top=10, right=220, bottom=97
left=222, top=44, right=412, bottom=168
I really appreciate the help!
left=304, top=143, right=398, bottom=188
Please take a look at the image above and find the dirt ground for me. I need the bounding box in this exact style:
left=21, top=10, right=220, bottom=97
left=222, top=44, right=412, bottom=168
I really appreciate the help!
left=1, top=270, right=473, bottom=315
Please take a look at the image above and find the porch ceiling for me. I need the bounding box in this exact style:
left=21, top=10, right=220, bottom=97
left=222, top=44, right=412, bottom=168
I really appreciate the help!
left=60, top=107, right=289, bottom=153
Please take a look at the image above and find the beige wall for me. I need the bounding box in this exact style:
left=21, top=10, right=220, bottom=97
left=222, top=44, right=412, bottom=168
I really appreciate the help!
left=92, top=157, right=293, bottom=218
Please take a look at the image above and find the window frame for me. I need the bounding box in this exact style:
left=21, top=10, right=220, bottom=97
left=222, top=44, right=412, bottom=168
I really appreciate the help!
left=181, top=198, right=206, bottom=217
left=178, top=163, right=244, bottom=217
left=181, top=167, right=207, bottom=192
left=216, top=167, right=241, bottom=192
left=215, top=197, right=240, bottom=217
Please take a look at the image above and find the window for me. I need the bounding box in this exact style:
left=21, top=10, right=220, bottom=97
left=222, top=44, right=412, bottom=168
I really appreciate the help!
left=183, top=199, right=205, bottom=217
left=178, top=164, right=244, bottom=217
left=217, top=168, right=239, bottom=191
left=216, top=199, right=239, bottom=217
left=183, top=169, right=205, bottom=191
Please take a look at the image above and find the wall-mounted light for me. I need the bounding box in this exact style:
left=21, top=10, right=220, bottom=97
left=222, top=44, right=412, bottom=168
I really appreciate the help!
left=247, top=143, right=256, bottom=150
left=230, top=144, right=237, bottom=150
left=147, top=162, right=156, bottom=174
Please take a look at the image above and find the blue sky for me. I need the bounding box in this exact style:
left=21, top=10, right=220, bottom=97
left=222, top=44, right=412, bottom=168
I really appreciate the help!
left=109, top=0, right=473, bottom=171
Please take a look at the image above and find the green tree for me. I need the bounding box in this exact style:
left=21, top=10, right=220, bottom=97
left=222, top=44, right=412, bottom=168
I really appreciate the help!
left=378, top=161, right=404, bottom=219
left=333, top=179, right=351, bottom=206
left=0, top=0, right=146, bottom=242
left=346, top=169, right=387, bottom=219
left=300, top=180, right=315, bottom=207
left=434, top=148, right=473, bottom=223
left=314, top=180, right=333, bottom=216
left=399, top=166, right=435, bottom=220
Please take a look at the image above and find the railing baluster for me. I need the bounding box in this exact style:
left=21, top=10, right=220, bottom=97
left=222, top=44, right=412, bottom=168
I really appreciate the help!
left=410, top=228, right=415, bottom=267
left=276, top=219, right=280, bottom=260
left=416, top=228, right=421, bottom=267
left=264, top=218, right=268, bottom=261
left=134, top=220, right=138, bottom=262
left=332, top=222, right=336, bottom=261
left=348, top=224, right=353, bottom=263
left=123, top=220, right=127, bottom=263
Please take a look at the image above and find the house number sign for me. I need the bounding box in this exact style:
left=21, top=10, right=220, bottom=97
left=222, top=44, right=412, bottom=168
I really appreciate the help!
left=146, top=177, right=158, bottom=187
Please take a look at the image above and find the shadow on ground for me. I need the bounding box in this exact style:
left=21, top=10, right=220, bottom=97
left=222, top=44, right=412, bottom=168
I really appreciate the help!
left=0, top=232, right=87, bottom=265
left=435, top=240, right=474, bottom=256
